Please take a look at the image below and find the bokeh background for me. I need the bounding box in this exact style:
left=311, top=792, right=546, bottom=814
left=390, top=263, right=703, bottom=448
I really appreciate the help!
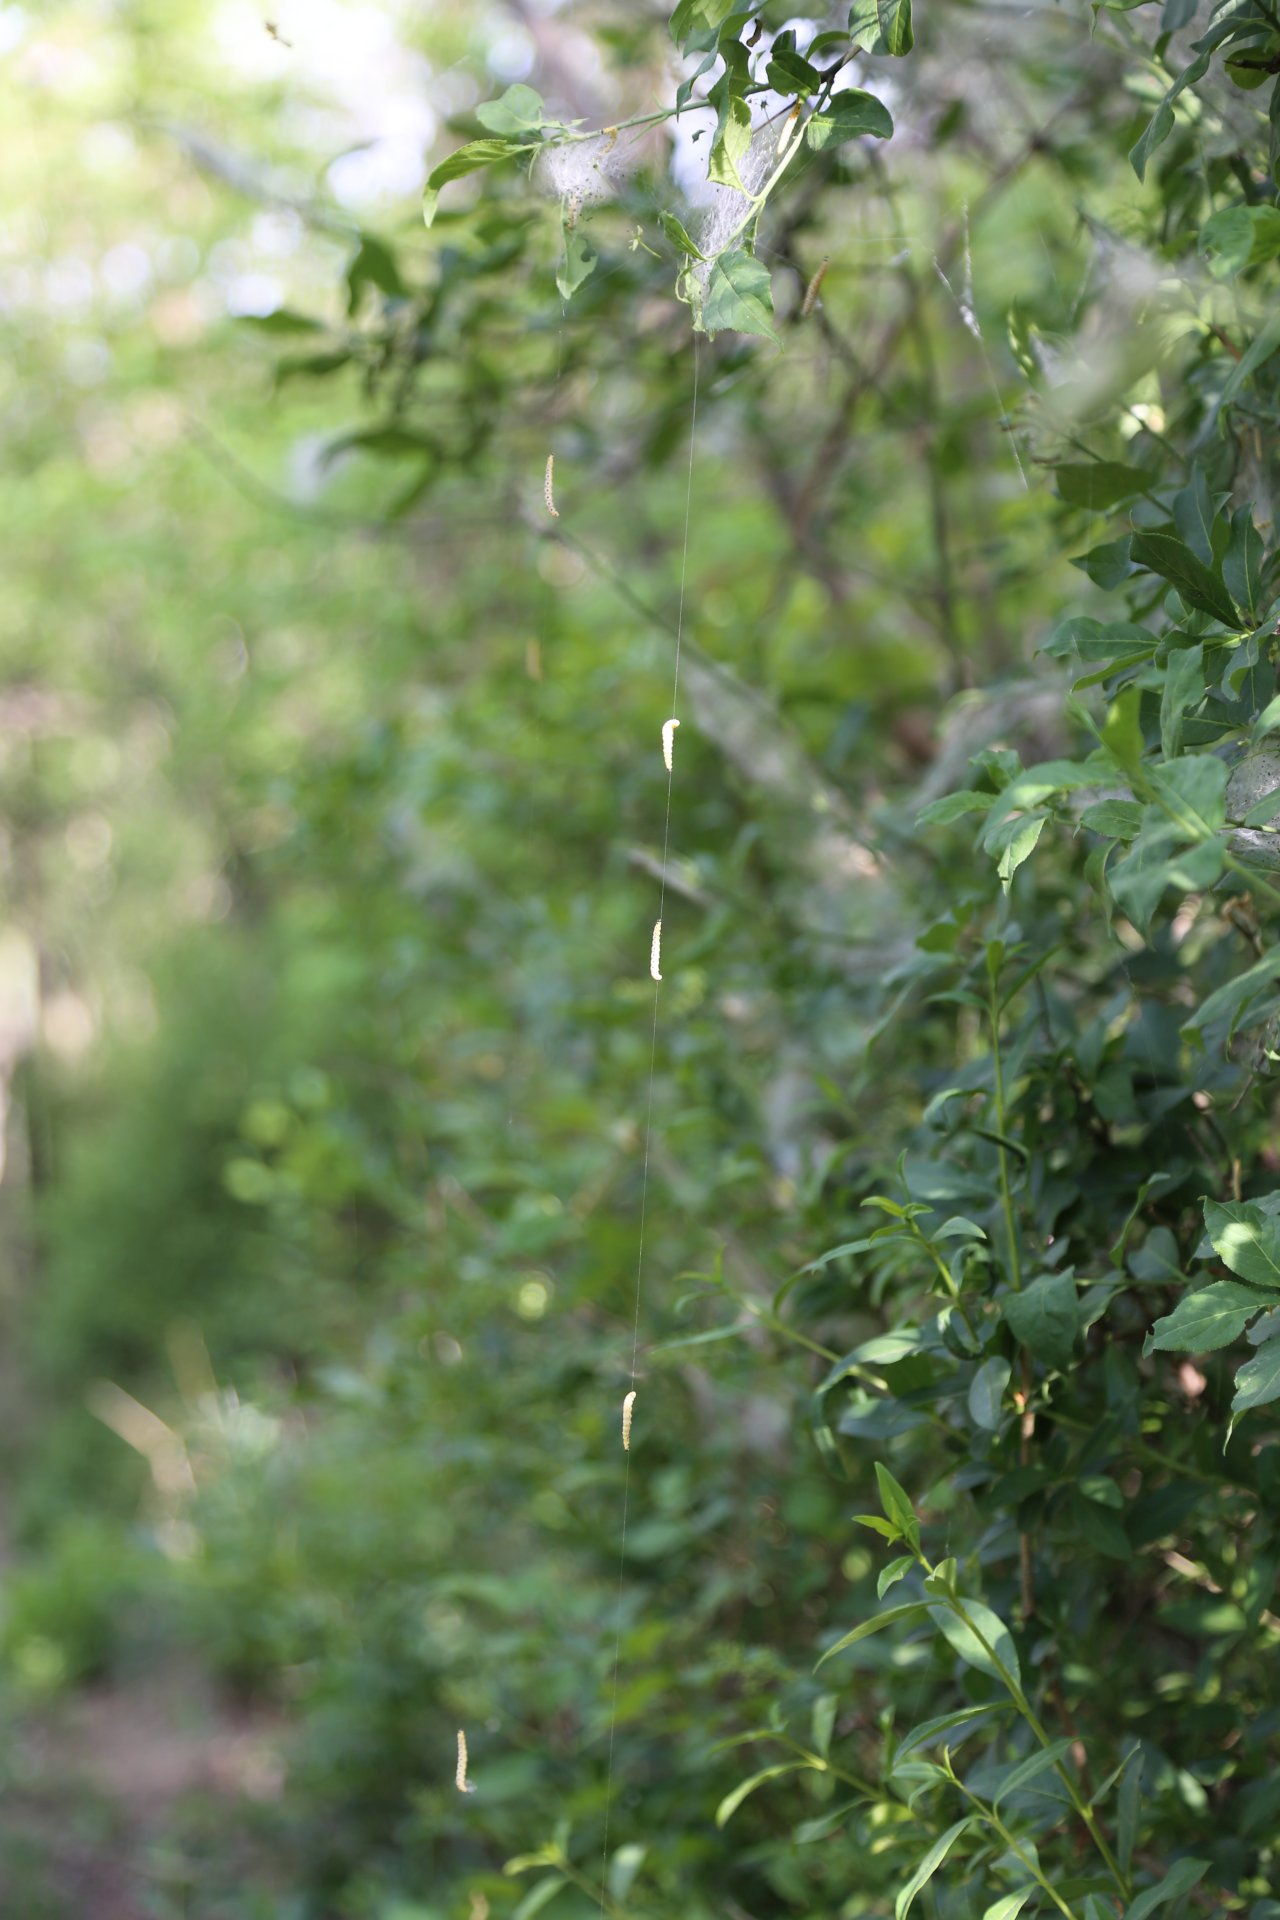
left=0, top=2, right=1194, bottom=1915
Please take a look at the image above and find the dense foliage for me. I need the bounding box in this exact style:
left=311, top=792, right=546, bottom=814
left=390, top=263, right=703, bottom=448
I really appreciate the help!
left=3, top=1, right=1280, bottom=1916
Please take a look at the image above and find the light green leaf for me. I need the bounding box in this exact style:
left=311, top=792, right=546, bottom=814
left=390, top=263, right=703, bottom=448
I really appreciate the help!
left=424, top=139, right=524, bottom=227
left=607, top=1844, right=646, bottom=1904
left=1129, top=51, right=1211, bottom=182
left=1204, top=1199, right=1280, bottom=1288
left=895, top=1817, right=973, bottom=1919
left=1230, top=1340, right=1280, bottom=1423
left=875, top=1461, right=920, bottom=1550
left=992, top=1738, right=1076, bottom=1807
left=982, top=1895, right=1036, bottom=1920
left=701, top=250, right=777, bottom=341
left=1124, top=1858, right=1209, bottom=1919
left=475, top=84, right=546, bottom=135
left=660, top=210, right=705, bottom=260
left=556, top=223, right=597, bottom=300
left=849, top=0, right=915, bottom=56
left=816, top=1602, right=930, bottom=1668
left=878, top=1554, right=915, bottom=1598
left=931, top=1596, right=1021, bottom=1688
left=968, top=1356, right=1012, bottom=1431
left=715, top=1763, right=805, bottom=1827
left=1146, top=1281, right=1264, bottom=1354
left=512, top=1878, right=568, bottom=1920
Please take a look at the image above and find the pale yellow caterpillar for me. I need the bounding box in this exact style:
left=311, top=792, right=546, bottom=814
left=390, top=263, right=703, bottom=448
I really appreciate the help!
left=776, top=105, right=801, bottom=160
left=622, top=1389, right=636, bottom=1451
left=544, top=454, right=559, bottom=519
left=456, top=1728, right=475, bottom=1793
left=801, top=258, right=829, bottom=320
left=650, top=918, right=662, bottom=982
left=662, top=717, right=679, bottom=772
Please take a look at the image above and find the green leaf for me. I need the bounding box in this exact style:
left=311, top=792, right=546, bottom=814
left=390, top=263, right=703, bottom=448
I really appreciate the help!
left=1183, top=949, right=1280, bottom=1042
left=1160, top=643, right=1203, bottom=760
left=1204, top=1199, right=1280, bottom=1288
left=660, top=210, right=706, bottom=260
left=1129, top=532, right=1239, bottom=626
left=889, top=1705, right=1009, bottom=1767
left=992, top=1738, right=1075, bottom=1807
left=805, top=89, right=894, bottom=149
left=1129, top=51, right=1211, bottom=182
left=1145, top=1281, right=1266, bottom=1354
left=1123, top=1858, right=1209, bottom=1919
left=240, top=309, right=324, bottom=335
left=424, top=139, right=524, bottom=227
left=715, top=1763, right=805, bottom=1828
left=849, top=0, right=915, bottom=57
left=1219, top=308, right=1280, bottom=414
left=875, top=1461, right=920, bottom=1550
left=1043, top=617, right=1156, bottom=663
left=1055, top=462, right=1153, bottom=509
left=878, top=1553, right=915, bottom=1597
left=1201, top=204, right=1280, bottom=279
left=1080, top=799, right=1144, bottom=840
left=512, top=1879, right=568, bottom=1920
left=607, top=1844, right=645, bottom=1904
left=917, top=790, right=997, bottom=824
left=895, top=1818, right=972, bottom=1919
left=985, top=811, right=1047, bottom=890
left=812, top=1692, right=838, bottom=1757
left=1002, top=1273, right=1079, bottom=1371
left=701, top=251, right=777, bottom=341
left=475, top=84, right=546, bottom=135
left=982, top=1895, right=1036, bottom=1920
left=1109, top=822, right=1224, bottom=932
left=767, top=46, right=821, bottom=95
left=1150, top=753, right=1229, bottom=831
left=816, top=1602, right=930, bottom=1668
left=1118, top=1750, right=1143, bottom=1873
left=931, top=1595, right=1020, bottom=1688
left=1224, top=505, right=1265, bottom=621
left=968, top=1356, right=1012, bottom=1431
left=1231, top=1340, right=1280, bottom=1423
left=556, top=222, right=597, bottom=300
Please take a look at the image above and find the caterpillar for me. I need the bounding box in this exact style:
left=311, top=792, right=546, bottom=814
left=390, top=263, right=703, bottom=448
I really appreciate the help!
left=650, top=918, right=662, bottom=982
left=776, top=105, right=801, bottom=160
left=801, top=257, right=829, bottom=320
left=622, top=1389, right=636, bottom=1451
left=456, top=1728, right=474, bottom=1793
left=661, top=716, right=679, bottom=772
left=544, top=454, right=558, bottom=519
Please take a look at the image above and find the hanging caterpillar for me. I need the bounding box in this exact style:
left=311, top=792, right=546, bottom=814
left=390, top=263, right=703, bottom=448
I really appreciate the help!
left=455, top=1728, right=474, bottom=1793
left=661, top=717, right=679, bottom=772
left=622, top=1389, right=636, bottom=1451
left=544, top=453, right=559, bottom=518
left=801, top=258, right=829, bottom=320
left=650, top=918, right=662, bottom=982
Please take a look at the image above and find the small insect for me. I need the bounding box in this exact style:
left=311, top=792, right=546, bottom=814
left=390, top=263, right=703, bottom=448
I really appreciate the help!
left=649, top=919, right=662, bottom=982
left=456, top=1728, right=475, bottom=1794
left=801, top=258, right=829, bottom=320
left=265, top=21, right=292, bottom=46
left=622, top=1389, right=636, bottom=1451
left=661, top=716, right=680, bottom=772
left=544, top=454, right=559, bottom=519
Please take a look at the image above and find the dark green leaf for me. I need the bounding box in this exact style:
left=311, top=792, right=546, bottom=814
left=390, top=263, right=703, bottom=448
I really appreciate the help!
left=1055, top=462, right=1153, bottom=509
left=1129, top=532, right=1238, bottom=626
left=806, top=89, right=894, bottom=149
left=1002, top=1273, right=1079, bottom=1371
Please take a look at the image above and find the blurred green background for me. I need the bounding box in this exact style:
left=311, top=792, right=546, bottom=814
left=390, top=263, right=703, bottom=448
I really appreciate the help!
left=0, top=1, right=1212, bottom=1915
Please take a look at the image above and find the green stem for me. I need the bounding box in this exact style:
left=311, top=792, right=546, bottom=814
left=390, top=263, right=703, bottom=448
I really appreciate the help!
left=941, top=1591, right=1130, bottom=1898
left=953, top=1781, right=1081, bottom=1920
left=988, top=977, right=1024, bottom=1291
